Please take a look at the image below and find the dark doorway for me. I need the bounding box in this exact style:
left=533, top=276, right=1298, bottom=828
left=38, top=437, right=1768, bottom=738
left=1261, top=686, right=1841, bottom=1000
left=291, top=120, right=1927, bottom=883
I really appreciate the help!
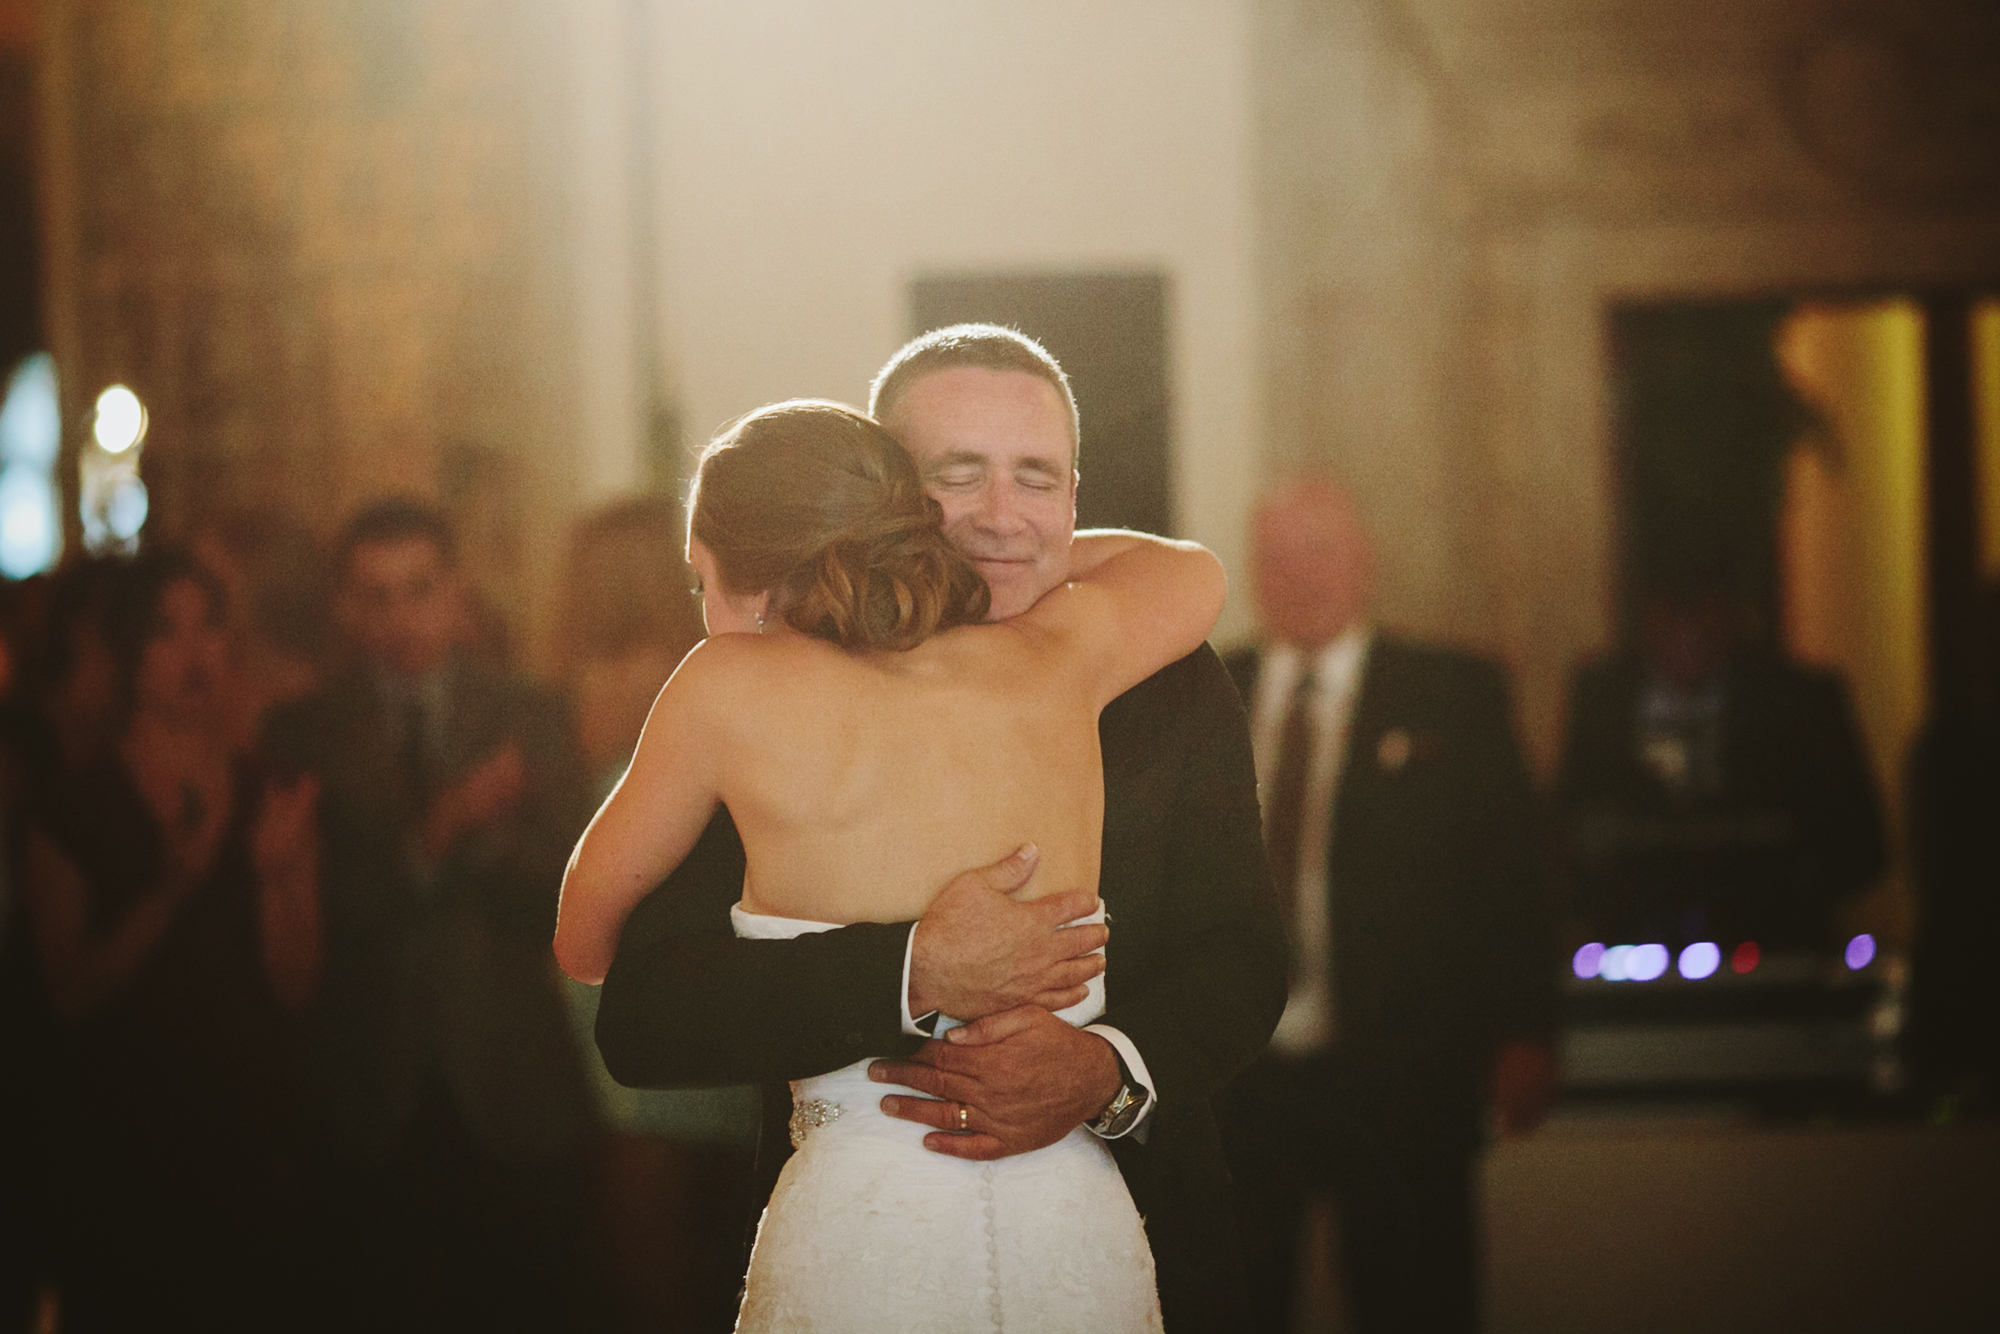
left=909, top=271, right=1172, bottom=535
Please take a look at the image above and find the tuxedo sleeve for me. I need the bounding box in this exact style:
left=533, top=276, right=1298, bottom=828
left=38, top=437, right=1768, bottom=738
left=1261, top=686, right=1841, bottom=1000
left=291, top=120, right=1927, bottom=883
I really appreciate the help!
left=1094, top=647, right=1290, bottom=1111
left=594, top=808, right=926, bottom=1089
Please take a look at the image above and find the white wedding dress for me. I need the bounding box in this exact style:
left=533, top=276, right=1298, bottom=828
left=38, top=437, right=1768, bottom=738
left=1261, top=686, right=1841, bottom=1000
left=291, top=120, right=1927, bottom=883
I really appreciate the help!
left=731, top=904, right=1164, bottom=1334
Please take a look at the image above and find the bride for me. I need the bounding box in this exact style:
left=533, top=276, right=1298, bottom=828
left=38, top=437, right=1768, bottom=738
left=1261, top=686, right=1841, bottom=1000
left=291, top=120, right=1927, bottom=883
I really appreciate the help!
left=556, top=399, right=1224, bottom=1332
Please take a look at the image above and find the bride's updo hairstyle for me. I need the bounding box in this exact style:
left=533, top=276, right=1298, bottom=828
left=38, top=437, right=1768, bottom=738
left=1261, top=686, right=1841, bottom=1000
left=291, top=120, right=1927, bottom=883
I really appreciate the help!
left=689, top=400, right=990, bottom=651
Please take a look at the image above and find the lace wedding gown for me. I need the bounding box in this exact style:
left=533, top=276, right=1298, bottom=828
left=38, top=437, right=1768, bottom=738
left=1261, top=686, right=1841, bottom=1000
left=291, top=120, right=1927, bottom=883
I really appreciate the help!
left=731, top=904, right=1163, bottom=1334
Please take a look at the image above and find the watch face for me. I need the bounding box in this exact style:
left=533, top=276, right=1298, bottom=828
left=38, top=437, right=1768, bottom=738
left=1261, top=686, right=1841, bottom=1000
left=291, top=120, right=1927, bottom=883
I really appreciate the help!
left=1096, top=1083, right=1145, bottom=1134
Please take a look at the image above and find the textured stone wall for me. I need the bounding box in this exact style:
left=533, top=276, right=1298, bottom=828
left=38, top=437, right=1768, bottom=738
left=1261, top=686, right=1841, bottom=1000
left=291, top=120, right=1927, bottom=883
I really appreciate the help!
left=38, top=0, right=625, bottom=661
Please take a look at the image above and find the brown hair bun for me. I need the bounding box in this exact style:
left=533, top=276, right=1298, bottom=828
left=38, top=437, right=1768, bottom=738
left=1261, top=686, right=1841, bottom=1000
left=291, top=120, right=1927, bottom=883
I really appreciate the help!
left=689, top=400, right=990, bottom=651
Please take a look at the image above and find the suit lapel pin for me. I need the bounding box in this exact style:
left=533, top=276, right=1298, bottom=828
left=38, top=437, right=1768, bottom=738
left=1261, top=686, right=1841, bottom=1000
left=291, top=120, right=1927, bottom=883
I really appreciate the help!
left=1377, top=726, right=1413, bottom=773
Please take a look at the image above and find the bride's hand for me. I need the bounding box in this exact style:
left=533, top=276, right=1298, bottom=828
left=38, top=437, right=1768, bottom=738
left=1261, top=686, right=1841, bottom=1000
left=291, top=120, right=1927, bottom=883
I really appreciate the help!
left=907, top=846, right=1107, bottom=1021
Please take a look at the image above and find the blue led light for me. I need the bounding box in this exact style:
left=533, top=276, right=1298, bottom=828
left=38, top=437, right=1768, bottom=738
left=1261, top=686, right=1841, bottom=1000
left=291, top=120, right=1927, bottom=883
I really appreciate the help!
left=1625, top=943, right=1670, bottom=982
left=1677, top=941, right=1721, bottom=980
left=1573, top=942, right=1606, bottom=980
left=1844, top=933, right=1877, bottom=971
left=1599, top=945, right=1632, bottom=982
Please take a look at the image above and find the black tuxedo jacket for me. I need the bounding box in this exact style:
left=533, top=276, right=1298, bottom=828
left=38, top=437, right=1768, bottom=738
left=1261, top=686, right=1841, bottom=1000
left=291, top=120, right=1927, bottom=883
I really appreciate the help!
left=595, top=644, right=1289, bottom=1333
left=1224, top=638, right=1558, bottom=1143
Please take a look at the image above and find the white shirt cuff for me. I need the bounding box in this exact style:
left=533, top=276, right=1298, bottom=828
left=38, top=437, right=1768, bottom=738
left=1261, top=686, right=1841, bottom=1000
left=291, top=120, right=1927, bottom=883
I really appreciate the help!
left=901, top=921, right=1153, bottom=1142
left=900, top=923, right=934, bottom=1037
left=1082, top=1024, right=1156, bottom=1141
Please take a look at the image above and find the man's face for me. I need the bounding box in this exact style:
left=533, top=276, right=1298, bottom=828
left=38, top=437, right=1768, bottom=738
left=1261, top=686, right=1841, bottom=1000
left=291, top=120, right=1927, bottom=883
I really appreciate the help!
left=880, top=366, right=1077, bottom=621
left=137, top=577, right=230, bottom=726
left=340, top=536, right=460, bottom=677
left=1252, top=485, right=1373, bottom=649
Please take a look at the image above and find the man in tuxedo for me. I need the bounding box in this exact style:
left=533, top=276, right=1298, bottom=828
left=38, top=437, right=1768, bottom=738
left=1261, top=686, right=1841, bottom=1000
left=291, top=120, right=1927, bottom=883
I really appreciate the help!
left=264, top=499, right=600, bottom=1331
left=1218, top=478, right=1559, bottom=1332
left=594, top=325, right=1289, bottom=1331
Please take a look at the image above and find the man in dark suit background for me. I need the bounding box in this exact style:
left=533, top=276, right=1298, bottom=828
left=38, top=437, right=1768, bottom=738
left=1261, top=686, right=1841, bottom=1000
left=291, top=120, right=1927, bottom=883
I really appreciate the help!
left=1556, top=573, right=1886, bottom=957
left=263, top=500, right=599, bottom=1332
left=1219, top=478, right=1559, bottom=1333
left=593, top=325, right=1289, bottom=1332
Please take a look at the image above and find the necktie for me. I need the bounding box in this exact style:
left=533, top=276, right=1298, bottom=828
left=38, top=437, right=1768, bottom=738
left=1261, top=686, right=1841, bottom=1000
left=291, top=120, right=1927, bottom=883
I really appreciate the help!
left=401, top=693, right=431, bottom=808
left=1263, top=668, right=1316, bottom=948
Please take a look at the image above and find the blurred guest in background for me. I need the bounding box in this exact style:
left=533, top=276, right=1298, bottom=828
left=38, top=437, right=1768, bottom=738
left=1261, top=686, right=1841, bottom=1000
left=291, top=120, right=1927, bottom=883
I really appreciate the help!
left=556, top=495, right=756, bottom=1334
left=189, top=505, right=332, bottom=752
left=262, top=498, right=601, bottom=1332
left=1906, top=581, right=2000, bottom=1114
left=559, top=495, right=709, bottom=796
left=1219, top=478, right=1559, bottom=1334
left=0, top=574, right=55, bottom=1332
left=1, top=560, right=123, bottom=1328
left=22, top=558, right=123, bottom=782
left=1557, top=571, right=1886, bottom=956
left=21, top=547, right=321, bottom=1330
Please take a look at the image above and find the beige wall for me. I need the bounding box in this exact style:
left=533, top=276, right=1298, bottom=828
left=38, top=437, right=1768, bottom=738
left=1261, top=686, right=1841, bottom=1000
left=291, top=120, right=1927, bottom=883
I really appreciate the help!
left=642, top=0, right=1263, bottom=640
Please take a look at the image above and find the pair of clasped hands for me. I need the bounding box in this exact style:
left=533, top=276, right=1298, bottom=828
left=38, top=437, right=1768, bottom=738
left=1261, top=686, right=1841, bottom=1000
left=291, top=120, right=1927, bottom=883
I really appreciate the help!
left=868, top=843, right=1123, bottom=1161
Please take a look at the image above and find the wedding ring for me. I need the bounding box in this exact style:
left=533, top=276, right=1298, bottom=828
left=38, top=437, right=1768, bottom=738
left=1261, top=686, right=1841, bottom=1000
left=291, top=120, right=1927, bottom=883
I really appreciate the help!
left=957, top=1103, right=970, bottom=1132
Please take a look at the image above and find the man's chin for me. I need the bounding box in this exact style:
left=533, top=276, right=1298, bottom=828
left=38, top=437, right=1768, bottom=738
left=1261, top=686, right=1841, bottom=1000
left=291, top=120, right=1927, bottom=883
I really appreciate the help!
left=976, top=565, right=1046, bottom=621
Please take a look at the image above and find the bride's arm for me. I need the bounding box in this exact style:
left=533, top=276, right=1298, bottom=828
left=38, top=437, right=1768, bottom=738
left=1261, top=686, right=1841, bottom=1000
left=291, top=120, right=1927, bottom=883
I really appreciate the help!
left=554, top=638, right=736, bottom=985
left=1024, top=528, right=1227, bottom=706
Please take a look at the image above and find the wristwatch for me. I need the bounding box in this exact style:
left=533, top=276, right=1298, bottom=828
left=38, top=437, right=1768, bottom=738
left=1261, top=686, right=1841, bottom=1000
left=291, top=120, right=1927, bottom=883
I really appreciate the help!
left=1089, top=1069, right=1150, bottom=1138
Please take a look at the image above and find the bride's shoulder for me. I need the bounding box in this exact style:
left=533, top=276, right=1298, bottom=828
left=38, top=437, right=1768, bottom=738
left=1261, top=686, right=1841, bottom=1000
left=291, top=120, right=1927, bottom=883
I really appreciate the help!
left=668, top=631, right=846, bottom=697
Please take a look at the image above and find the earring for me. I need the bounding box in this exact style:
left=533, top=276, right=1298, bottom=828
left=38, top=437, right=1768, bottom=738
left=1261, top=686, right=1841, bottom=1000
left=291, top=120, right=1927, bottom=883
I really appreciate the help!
left=756, top=610, right=766, bottom=634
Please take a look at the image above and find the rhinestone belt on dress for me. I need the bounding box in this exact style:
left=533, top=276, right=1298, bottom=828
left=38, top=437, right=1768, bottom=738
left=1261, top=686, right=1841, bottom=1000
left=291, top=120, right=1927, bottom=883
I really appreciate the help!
left=789, top=1098, right=843, bottom=1148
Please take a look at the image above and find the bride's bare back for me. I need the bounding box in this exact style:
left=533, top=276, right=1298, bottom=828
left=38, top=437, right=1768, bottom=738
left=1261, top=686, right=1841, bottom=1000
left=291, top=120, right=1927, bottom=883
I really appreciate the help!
left=556, top=530, right=1223, bottom=986
left=688, top=618, right=1106, bottom=925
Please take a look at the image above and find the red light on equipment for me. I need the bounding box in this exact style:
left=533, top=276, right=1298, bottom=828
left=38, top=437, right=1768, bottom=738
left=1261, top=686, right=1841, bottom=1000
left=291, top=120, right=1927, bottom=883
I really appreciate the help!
left=1730, top=940, right=1760, bottom=974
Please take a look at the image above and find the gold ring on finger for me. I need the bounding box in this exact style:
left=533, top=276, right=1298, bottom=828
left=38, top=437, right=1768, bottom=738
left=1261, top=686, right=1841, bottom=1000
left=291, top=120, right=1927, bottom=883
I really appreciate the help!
left=957, top=1103, right=970, bottom=1132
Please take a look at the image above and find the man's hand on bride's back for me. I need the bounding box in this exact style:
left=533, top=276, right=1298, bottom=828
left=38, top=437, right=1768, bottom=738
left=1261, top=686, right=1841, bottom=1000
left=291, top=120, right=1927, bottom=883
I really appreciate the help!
left=906, top=844, right=1108, bottom=1022
left=870, top=1008, right=1124, bottom=1161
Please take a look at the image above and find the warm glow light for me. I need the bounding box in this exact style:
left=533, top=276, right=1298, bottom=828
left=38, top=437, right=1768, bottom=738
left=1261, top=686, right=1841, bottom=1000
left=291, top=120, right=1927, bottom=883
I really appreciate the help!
left=93, top=385, right=146, bottom=454
left=1573, top=943, right=1606, bottom=980
left=1731, top=940, right=1761, bottom=974
left=1777, top=303, right=1923, bottom=996
left=105, top=476, right=149, bottom=541
left=1677, top=941, right=1721, bottom=981
left=1845, top=933, right=1877, bottom=970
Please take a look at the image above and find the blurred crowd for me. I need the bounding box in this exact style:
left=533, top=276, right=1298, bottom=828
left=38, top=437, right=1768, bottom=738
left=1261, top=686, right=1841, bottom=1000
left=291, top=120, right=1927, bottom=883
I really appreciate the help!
left=0, top=494, right=740, bottom=1334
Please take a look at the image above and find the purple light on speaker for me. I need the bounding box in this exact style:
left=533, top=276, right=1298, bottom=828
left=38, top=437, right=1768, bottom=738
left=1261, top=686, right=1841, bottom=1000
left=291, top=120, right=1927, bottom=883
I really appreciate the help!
left=1845, top=933, right=1877, bottom=970
left=1677, top=941, right=1721, bottom=980
left=1573, top=942, right=1606, bottom=980
left=1626, top=944, right=1670, bottom=982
